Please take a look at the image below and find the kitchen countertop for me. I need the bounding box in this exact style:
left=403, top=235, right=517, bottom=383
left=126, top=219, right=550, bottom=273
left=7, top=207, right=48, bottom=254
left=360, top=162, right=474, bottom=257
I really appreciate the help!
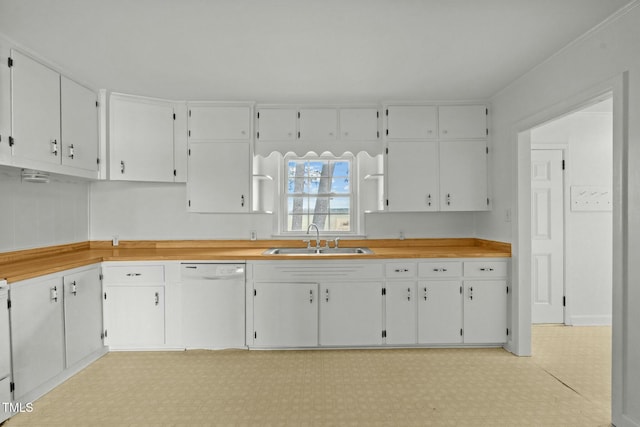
left=0, top=238, right=511, bottom=284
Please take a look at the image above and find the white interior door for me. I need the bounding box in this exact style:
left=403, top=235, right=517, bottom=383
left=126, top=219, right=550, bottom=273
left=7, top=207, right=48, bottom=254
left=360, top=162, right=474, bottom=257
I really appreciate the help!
left=531, top=149, right=565, bottom=324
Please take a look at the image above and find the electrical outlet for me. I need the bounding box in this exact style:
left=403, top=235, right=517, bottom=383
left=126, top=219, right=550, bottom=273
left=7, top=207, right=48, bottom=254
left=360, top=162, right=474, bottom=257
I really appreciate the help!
left=112, top=235, right=119, bottom=246
left=250, top=230, right=257, bottom=241
left=399, top=231, right=405, bottom=240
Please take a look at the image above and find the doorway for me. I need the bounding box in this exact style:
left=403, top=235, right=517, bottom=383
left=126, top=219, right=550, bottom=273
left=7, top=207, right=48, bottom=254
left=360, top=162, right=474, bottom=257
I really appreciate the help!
left=527, top=96, right=613, bottom=326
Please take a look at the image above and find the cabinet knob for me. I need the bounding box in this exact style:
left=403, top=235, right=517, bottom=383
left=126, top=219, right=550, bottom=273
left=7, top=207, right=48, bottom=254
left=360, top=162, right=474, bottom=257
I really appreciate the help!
left=423, top=287, right=428, bottom=301
left=71, top=281, right=77, bottom=296
left=120, top=161, right=125, bottom=174
left=241, top=195, right=245, bottom=207
left=407, top=287, right=411, bottom=301
left=154, top=292, right=160, bottom=306
left=68, top=144, right=75, bottom=159
left=51, top=139, right=58, bottom=156
left=50, top=286, right=58, bottom=302
left=309, top=289, right=314, bottom=304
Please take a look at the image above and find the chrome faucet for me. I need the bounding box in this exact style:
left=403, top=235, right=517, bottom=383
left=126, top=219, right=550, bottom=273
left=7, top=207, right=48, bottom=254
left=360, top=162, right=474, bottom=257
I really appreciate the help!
left=306, top=223, right=320, bottom=249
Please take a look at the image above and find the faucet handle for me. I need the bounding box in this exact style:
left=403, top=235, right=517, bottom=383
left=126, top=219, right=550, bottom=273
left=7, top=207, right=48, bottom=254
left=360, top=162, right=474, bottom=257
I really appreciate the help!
left=334, top=237, right=340, bottom=248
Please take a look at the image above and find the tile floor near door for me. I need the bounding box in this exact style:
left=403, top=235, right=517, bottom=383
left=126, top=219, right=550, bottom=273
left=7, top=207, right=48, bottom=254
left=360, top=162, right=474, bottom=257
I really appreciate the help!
left=3, top=325, right=611, bottom=427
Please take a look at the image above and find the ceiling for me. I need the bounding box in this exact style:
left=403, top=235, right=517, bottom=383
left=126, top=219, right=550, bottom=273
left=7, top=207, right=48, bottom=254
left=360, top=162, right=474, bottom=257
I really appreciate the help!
left=0, top=0, right=633, bottom=102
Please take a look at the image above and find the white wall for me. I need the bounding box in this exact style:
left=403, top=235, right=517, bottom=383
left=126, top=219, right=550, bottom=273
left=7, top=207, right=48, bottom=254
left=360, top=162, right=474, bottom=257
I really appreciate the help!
left=531, top=108, right=613, bottom=325
left=0, top=166, right=89, bottom=252
left=477, top=4, right=640, bottom=424
left=89, top=180, right=477, bottom=240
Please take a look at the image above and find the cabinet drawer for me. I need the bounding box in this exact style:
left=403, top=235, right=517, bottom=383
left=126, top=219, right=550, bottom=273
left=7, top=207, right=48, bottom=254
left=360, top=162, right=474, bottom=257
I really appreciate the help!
left=385, top=262, right=417, bottom=278
left=104, top=265, right=165, bottom=283
left=463, top=261, right=507, bottom=277
left=418, top=262, right=462, bottom=278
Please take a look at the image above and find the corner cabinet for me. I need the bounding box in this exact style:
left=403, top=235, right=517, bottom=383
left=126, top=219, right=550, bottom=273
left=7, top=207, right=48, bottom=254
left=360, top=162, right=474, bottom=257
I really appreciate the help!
left=109, top=93, right=179, bottom=182
left=186, top=103, right=253, bottom=213
left=8, top=50, right=100, bottom=178
left=385, top=104, right=490, bottom=212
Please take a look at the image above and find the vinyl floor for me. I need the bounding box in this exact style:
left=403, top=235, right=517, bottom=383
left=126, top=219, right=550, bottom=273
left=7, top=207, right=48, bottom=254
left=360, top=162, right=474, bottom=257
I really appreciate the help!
left=3, top=325, right=611, bottom=426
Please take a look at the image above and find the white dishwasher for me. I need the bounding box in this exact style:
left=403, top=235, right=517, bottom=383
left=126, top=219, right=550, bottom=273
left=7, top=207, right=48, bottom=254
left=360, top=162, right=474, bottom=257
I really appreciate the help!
left=180, top=263, right=245, bottom=349
left=1, top=281, right=12, bottom=420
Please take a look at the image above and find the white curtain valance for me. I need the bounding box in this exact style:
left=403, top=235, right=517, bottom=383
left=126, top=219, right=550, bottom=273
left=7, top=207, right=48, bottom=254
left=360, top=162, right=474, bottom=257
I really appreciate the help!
left=254, top=140, right=384, bottom=157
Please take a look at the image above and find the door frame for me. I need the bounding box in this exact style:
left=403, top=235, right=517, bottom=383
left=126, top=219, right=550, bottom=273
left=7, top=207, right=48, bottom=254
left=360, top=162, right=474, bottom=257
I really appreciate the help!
left=530, top=146, right=568, bottom=325
left=511, top=76, right=622, bottom=358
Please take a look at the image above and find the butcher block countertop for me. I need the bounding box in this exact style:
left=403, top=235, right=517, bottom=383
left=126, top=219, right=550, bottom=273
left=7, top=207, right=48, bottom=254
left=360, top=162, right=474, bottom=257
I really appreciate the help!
left=0, top=238, right=511, bottom=284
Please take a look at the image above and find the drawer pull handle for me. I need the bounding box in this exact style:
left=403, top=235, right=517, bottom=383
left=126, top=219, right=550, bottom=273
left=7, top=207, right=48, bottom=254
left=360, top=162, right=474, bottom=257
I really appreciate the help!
left=310, top=289, right=314, bottom=304
left=126, top=273, right=142, bottom=277
left=394, top=268, right=410, bottom=273
left=480, top=268, right=495, bottom=272
left=469, top=286, right=474, bottom=301
left=433, top=268, right=448, bottom=272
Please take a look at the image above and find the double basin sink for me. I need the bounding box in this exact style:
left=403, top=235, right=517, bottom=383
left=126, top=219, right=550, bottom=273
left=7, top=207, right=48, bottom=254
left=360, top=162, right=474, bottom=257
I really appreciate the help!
left=263, top=247, right=373, bottom=255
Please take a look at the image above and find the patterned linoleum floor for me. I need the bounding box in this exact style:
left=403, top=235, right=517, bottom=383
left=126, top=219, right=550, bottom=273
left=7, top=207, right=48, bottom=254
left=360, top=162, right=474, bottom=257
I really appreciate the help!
left=3, top=325, right=611, bottom=426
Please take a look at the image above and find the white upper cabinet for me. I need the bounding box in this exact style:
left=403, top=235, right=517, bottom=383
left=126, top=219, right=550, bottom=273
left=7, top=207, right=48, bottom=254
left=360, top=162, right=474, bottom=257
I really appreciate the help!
left=298, top=108, right=337, bottom=140
left=9, top=50, right=100, bottom=178
left=109, top=94, right=176, bottom=182
left=60, top=77, right=99, bottom=172
left=386, top=105, right=437, bottom=140
left=10, top=50, right=61, bottom=166
left=339, top=108, right=379, bottom=141
left=438, top=105, right=487, bottom=139
left=387, top=140, right=439, bottom=211
left=256, top=108, right=297, bottom=141
left=440, top=140, right=488, bottom=211
left=189, top=106, right=251, bottom=141
left=187, top=142, right=250, bottom=213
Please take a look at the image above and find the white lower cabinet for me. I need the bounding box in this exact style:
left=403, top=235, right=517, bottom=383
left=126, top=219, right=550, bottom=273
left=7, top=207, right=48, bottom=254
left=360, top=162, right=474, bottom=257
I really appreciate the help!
left=252, top=282, right=318, bottom=348
left=319, top=282, right=383, bottom=346
left=385, top=282, right=417, bottom=345
left=63, top=268, right=103, bottom=367
left=10, top=276, right=65, bottom=401
left=102, top=263, right=167, bottom=349
left=104, top=285, right=165, bottom=348
left=463, top=280, right=508, bottom=344
left=8, top=264, right=105, bottom=404
left=417, top=281, right=463, bottom=344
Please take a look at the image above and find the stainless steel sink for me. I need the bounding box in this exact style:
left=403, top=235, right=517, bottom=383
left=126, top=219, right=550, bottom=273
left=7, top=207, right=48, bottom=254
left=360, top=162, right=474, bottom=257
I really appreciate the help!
left=263, top=247, right=373, bottom=255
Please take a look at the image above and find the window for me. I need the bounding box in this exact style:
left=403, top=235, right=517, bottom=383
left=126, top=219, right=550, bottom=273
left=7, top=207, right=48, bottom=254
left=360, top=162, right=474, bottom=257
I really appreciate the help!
left=283, top=155, right=354, bottom=233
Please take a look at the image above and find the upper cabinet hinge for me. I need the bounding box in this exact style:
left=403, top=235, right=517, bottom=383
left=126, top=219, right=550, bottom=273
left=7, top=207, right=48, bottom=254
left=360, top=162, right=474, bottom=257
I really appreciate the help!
left=486, top=146, right=489, bottom=154
left=173, top=113, right=176, bottom=120
left=382, top=288, right=386, bottom=296
left=173, top=169, right=177, bottom=177
left=188, top=109, right=191, bottom=117
left=486, top=108, right=488, bottom=115
left=254, top=289, right=257, bottom=296
left=188, top=149, right=191, bottom=156
left=257, top=111, right=260, bottom=119
left=97, top=157, right=100, bottom=165
left=99, top=274, right=103, bottom=281
left=562, top=160, right=566, bottom=170
left=382, top=330, right=387, bottom=338
left=487, top=198, right=490, bottom=206
left=563, top=296, right=566, bottom=307
left=188, top=130, right=191, bottom=137
left=386, top=129, right=389, bottom=136
left=256, top=132, right=260, bottom=139
left=460, top=329, right=463, bottom=336
left=297, top=111, right=301, bottom=119
left=7, top=299, right=11, bottom=310
left=386, top=147, right=389, bottom=155
left=188, top=200, right=191, bottom=207
left=385, top=109, right=389, bottom=116
left=486, top=128, right=489, bottom=136
left=103, top=292, right=107, bottom=300
left=377, top=111, right=379, bottom=118
left=7, top=57, right=13, bottom=68
left=506, top=328, right=510, bottom=336
left=10, top=382, right=14, bottom=392
left=386, top=199, right=389, bottom=207
left=96, top=101, right=99, bottom=107
left=8, top=136, right=14, bottom=147
left=377, top=131, right=380, bottom=139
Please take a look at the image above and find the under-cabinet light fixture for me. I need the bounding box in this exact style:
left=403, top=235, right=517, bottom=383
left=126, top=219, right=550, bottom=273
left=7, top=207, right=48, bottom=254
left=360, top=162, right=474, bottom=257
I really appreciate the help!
left=21, top=169, right=50, bottom=183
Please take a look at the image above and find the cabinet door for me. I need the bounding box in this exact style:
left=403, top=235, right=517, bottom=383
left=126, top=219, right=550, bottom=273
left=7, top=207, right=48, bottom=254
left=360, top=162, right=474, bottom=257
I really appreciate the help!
left=463, top=281, right=507, bottom=344
left=256, top=108, right=297, bottom=141
left=189, top=106, right=251, bottom=141
left=63, top=267, right=103, bottom=368
left=60, top=77, right=99, bottom=172
left=109, top=95, right=175, bottom=182
left=187, top=142, right=250, bottom=212
left=417, top=281, right=463, bottom=344
left=10, top=50, right=61, bottom=165
left=252, top=282, right=318, bottom=348
left=320, top=282, right=383, bottom=346
left=339, top=108, right=379, bottom=141
left=440, top=140, right=488, bottom=211
left=299, top=108, right=337, bottom=140
left=387, top=141, right=439, bottom=211
left=386, top=106, right=437, bottom=140
left=385, top=282, right=417, bottom=345
left=104, top=285, right=165, bottom=348
left=438, top=105, right=487, bottom=139
left=10, top=277, right=65, bottom=400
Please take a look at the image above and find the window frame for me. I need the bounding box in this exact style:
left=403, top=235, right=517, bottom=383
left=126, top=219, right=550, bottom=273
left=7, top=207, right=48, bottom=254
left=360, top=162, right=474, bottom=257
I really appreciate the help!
left=279, top=153, right=357, bottom=236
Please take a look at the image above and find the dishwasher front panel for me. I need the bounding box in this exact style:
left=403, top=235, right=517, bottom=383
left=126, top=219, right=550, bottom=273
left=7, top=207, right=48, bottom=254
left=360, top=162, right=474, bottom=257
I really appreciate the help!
left=181, top=264, right=245, bottom=349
